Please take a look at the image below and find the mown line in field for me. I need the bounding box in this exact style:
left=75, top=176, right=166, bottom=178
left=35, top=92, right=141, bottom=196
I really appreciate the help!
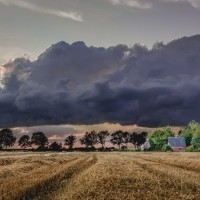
left=51, top=155, right=111, bottom=200
left=126, top=156, right=200, bottom=198
left=1, top=153, right=200, bottom=200
left=52, top=153, right=197, bottom=200
left=0, top=156, right=78, bottom=182
left=122, top=155, right=200, bottom=199
left=129, top=154, right=200, bottom=173
left=52, top=154, right=162, bottom=200
left=142, top=157, right=200, bottom=173
left=0, top=157, right=79, bottom=200
left=123, top=153, right=200, bottom=173
left=13, top=157, right=89, bottom=200
left=33, top=155, right=98, bottom=200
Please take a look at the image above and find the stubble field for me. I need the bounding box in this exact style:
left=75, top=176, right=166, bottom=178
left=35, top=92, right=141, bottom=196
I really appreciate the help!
left=0, top=151, right=200, bottom=200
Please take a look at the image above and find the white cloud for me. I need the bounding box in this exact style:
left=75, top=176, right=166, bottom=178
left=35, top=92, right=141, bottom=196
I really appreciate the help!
left=109, top=0, right=200, bottom=9
left=109, top=0, right=152, bottom=9
left=0, top=0, right=83, bottom=22
left=165, top=0, right=200, bottom=9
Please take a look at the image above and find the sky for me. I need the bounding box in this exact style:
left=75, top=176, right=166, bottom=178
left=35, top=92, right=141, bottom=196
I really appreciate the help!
left=12, top=123, right=155, bottom=146
left=1, top=0, right=200, bottom=64
left=1, top=0, right=200, bottom=141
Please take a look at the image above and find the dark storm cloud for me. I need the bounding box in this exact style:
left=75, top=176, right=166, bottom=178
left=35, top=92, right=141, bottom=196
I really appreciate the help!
left=1, top=35, right=200, bottom=127
left=76, top=81, right=200, bottom=127
left=29, top=41, right=128, bottom=90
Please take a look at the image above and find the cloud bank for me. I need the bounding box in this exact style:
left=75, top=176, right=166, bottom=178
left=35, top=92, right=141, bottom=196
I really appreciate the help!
left=1, top=35, right=200, bottom=127
left=0, top=0, right=83, bottom=22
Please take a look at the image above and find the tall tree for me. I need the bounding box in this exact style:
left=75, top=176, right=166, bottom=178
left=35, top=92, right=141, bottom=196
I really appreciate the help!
left=0, top=128, right=16, bottom=149
left=18, top=135, right=31, bottom=149
left=123, top=131, right=130, bottom=148
left=129, top=132, right=138, bottom=149
left=149, top=127, right=175, bottom=150
left=65, top=135, right=77, bottom=149
left=191, top=128, right=200, bottom=149
left=97, top=130, right=110, bottom=149
left=110, top=130, right=128, bottom=149
left=138, top=132, right=148, bottom=146
left=129, top=132, right=147, bottom=149
left=80, top=131, right=98, bottom=148
left=181, top=120, right=200, bottom=146
left=31, top=132, right=48, bottom=149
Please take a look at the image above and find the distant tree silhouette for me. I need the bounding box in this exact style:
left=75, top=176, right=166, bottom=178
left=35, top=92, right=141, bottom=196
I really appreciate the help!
left=129, top=132, right=138, bottom=149
left=65, top=135, right=77, bottom=149
left=139, top=132, right=148, bottom=146
left=110, top=130, right=127, bottom=149
left=80, top=131, right=98, bottom=148
left=49, top=142, right=62, bottom=151
left=31, top=132, right=48, bottom=149
left=97, top=130, right=110, bottom=149
left=129, top=132, right=147, bottom=149
left=18, top=135, right=31, bottom=149
left=0, top=128, right=16, bottom=149
left=123, top=131, right=130, bottom=148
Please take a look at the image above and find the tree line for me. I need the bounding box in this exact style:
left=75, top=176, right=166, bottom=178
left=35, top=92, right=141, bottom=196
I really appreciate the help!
left=0, top=120, right=200, bottom=151
left=0, top=129, right=147, bottom=151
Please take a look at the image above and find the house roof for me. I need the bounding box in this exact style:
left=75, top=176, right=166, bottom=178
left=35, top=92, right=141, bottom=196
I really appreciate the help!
left=168, top=137, right=186, bottom=147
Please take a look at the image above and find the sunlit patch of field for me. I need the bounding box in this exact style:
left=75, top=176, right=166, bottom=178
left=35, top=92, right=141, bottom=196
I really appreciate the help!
left=0, top=152, right=200, bottom=200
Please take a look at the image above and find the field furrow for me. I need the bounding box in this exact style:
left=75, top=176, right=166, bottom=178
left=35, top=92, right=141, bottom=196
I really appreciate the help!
left=130, top=152, right=200, bottom=173
left=0, top=152, right=200, bottom=200
left=123, top=154, right=200, bottom=199
left=35, top=154, right=98, bottom=200
left=0, top=153, right=87, bottom=200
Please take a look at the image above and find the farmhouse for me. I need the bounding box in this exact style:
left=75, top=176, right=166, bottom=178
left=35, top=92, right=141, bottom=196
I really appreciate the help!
left=168, top=137, right=186, bottom=151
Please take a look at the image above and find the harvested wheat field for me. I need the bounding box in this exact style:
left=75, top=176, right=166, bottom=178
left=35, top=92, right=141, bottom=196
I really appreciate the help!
left=0, top=152, right=200, bottom=200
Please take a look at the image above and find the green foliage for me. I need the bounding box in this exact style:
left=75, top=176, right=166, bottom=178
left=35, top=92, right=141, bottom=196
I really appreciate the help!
left=0, top=128, right=16, bottom=149
left=185, top=146, right=195, bottom=152
left=134, top=148, right=141, bottom=152
left=191, top=128, right=200, bottom=149
left=149, top=127, right=175, bottom=150
left=162, top=144, right=173, bottom=152
left=181, top=120, right=200, bottom=146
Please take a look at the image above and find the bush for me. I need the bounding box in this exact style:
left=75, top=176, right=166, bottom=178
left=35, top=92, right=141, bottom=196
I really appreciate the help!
left=191, top=129, right=200, bottom=149
left=162, top=144, right=173, bottom=152
left=134, top=148, right=141, bottom=152
left=149, top=127, right=175, bottom=150
left=121, top=145, right=127, bottom=150
left=185, top=146, right=194, bottom=152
